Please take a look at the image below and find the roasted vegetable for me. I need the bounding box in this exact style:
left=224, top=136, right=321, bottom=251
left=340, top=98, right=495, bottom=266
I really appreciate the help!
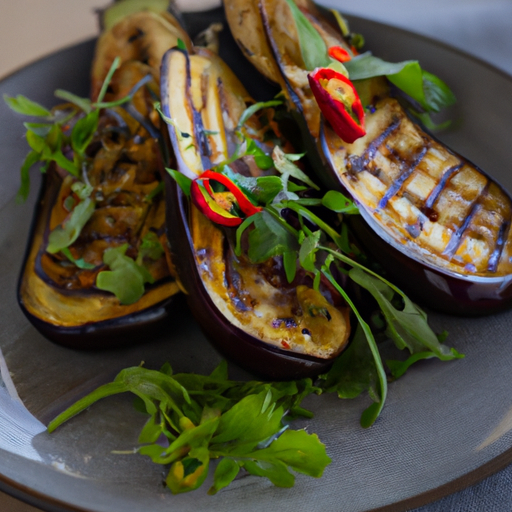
left=15, top=2, right=192, bottom=348
left=225, top=0, right=512, bottom=315
left=160, top=47, right=351, bottom=379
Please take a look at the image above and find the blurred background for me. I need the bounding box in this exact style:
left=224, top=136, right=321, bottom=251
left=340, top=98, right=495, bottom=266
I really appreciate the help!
left=0, top=1, right=511, bottom=511
left=1, top=0, right=512, bottom=80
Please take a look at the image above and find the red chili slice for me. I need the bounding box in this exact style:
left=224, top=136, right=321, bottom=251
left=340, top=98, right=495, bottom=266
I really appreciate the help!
left=190, top=170, right=262, bottom=227
left=308, top=67, right=366, bottom=144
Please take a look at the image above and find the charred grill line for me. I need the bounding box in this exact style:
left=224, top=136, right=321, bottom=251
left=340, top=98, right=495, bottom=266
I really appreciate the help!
left=378, top=145, right=429, bottom=209
left=424, top=162, right=464, bottom=211
left=442, top=181, right=491, bottom=259
left=488, top=218, right=511, bottom=273
left=347, top=116, right=402, bottom=173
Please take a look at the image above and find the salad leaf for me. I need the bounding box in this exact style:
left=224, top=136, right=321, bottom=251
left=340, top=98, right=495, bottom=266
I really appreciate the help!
left=283, top=0, right=330, bottom=70
left=46, top=197, right=96, bottom=254
left=48, top=363, right=329, bottom=495
left=96, top=244, right=154, bottom=304
left=345, top=52, right=456, bottom=113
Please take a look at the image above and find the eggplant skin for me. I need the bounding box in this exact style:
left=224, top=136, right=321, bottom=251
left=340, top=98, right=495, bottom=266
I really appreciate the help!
left=163, top=172, right=334, bottom=380
left=18, top=169, right=181, bottom=350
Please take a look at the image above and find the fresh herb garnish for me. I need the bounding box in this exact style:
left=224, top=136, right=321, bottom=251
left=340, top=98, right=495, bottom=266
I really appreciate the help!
left=48, top=361, right=330, bottom=494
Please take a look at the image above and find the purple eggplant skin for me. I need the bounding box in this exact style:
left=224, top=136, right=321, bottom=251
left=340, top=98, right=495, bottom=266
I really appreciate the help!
left=17, top=168, right=182, bottom=351
left=160, top=48, right=343, bottom=379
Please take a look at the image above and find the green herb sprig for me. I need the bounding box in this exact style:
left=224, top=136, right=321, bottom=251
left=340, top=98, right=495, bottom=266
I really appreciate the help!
left=169, top=141, right=463, bottom=428
left=48, top=361, right=330, bottom=494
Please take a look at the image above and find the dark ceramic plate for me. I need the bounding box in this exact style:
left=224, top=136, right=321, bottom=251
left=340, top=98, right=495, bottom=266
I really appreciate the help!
left=2, top=8, right=512, bottom=512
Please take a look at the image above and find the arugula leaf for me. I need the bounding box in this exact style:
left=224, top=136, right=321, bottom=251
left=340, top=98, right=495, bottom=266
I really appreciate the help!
left=246, top=210, right=298, bottom=263
left=17, top=150, right=40, bottom=203
left=320, top=324, right=378, bottom=400
left=48, top=363, right=329, bottom=495
left=283, top=0, right=330, bottom=70
left=96, top=244, right=154, bottom=304
left=348, top=268, right=463, bottom=362
left=136, top=232, right=164, bottom=265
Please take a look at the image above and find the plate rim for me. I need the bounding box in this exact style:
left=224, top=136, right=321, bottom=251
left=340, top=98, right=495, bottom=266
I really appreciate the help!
left=1, top=8, right=512, bottom=512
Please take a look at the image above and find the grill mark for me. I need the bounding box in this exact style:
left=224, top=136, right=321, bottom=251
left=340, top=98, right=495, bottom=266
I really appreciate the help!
left=378, top=145, right=429, bottom=209
left=424, top=162, right=464, bottom=210
left=347, top=116, right=402, bottom=173
left=442, top=181, right=490, bottom=258
left=487, top=217, right=511, bottom=273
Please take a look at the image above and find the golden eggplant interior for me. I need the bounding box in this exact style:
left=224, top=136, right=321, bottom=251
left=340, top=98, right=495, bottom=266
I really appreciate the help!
left=323, top=98, right=512, bottom=278
left=18, top=8, right=192, bottom=333
left=162, top=47, right=350, bottom=359
left=226, top=0, right=512, bottom=282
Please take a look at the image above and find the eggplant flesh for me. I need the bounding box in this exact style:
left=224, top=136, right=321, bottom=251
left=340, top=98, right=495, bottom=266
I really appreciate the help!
left=161, top=47, right=351, bottom=378
left=227, top=0, right=512, bottom=315
left=18, top=9, right=191, bottom=348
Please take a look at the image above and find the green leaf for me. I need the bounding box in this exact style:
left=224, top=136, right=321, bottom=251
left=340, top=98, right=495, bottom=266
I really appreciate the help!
left=221, top=167, right=283, bottom=205
left=61, top=247, right=96, bottom=270
left=46, top=197, right=95, bottom=253
left=247, top=210, right=298, bottom=263
left=348, top=268, right=463, bottom=361
left=16, top=150, right=40, bottom=203
left=96, top=244, right=154, bottom=304
left=272, top=146, right=319, bottom=191
left=236, top=100, right=283, bottom=130
left=47, top=381, right=130, bottom=433
left=283, top=250, right=297, bottom=283
left=208, top=458, right=240, bottom=495
left=386, top=351, right=436, bottom=380
left=23, top=122, right=53, bottom=137
left=54, top=89, right=92, bottom=113
left=167, top=168, right=192, bottom=196
left=345, top=53, right=456, bottom=113
left=283, top=0, right=330, bottom=70
left=245, top=137, right=273, bottom=170
left=245, top=429, right=331, bottom=478
left=71, top=110, right=100, bottom=157
left=422, top=70, right=456, bottom=113
left=320, top=324, right=377, bottom=399
left=136, top=232, right=164, bottom=265
left=3, top=94, right=51, bottom=117
left=210, top=392, right=284, bottom=453
left=321, top=190, right=359, bottom=214
left=299, top=231, right=321, bottom=272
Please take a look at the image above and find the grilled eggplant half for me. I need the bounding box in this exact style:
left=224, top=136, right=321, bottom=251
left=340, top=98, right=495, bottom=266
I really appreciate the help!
left=17, top=5, right=192, bottom=348
left=160, top=47, right=351, bottom=379
left=225, top=0, right=512, bottom=315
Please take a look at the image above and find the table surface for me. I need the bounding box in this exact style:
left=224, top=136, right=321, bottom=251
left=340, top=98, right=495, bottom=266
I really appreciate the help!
left=1, top=1, right=512, bottom=511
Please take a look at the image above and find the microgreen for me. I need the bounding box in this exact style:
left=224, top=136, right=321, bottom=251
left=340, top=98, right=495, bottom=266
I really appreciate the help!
left=48, top=362, right=329, bottom=494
